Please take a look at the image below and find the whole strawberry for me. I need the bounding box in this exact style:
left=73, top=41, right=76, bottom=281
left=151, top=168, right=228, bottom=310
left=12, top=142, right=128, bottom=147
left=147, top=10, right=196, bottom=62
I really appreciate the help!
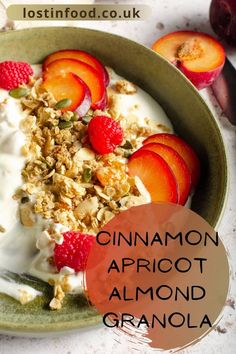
left=0, top=61, right=33, bottom=90
left=54, top=231, right=95, bottom=272
left=88, top=115, right=123, bottom=154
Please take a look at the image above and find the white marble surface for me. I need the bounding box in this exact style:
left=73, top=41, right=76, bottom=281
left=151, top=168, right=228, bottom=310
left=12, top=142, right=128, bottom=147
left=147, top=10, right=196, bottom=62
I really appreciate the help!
left=0, top=0, right=236, bottom=353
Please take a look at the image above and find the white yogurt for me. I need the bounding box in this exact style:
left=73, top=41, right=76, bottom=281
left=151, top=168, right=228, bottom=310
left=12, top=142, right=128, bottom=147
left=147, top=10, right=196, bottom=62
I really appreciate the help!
left=0, top=97, right=26, bottom=232
left=0, top=65, right=175, bottom=304
left=0, top=91, right=44, bottom=303
left=0, top=277, right=41, bottom=305
left=109, top=70, right=173, bottom=130
left=0, top=81, right=87, bottom=300
left=32, top=64, right=42, bottom=78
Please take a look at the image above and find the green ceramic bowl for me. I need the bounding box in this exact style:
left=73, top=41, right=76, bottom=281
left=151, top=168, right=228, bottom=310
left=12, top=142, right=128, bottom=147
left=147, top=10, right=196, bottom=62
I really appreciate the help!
left=0, top=27, right=228, bottom=336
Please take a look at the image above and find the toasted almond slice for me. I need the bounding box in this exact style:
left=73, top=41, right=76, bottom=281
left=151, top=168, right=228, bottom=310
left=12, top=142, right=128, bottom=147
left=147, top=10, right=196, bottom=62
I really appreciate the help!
left=74, top=147, right=95, bottom=162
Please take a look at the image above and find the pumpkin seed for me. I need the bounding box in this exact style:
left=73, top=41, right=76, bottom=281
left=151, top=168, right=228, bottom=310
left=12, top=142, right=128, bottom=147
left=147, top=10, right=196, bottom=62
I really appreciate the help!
left=82, top=168, right=92, bottom=182
left=124, top=151, right=132, bottom=158
left=21, top=196, right=30, bottom=204
left=9, top=87, right=28, bottom=98
left=55, top=98, right=72, bottom=110
left=87, top=109, right=94, bottom=116
left=59, top=121, right=73, bottom=129
left=122, top=140, right=133, bottom=149
left=71, top=112, right=79, bottom=121
left=82, top=115, right=93, bottom=124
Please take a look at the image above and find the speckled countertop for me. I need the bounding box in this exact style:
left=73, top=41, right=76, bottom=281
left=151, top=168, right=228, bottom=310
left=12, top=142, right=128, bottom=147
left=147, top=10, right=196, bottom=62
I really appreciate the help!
left=0, top=0, right=236, bottom=353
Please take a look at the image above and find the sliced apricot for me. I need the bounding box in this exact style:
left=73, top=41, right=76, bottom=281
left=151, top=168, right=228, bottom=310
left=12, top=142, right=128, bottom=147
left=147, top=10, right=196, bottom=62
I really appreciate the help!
left=43, top=49, right=109, bottom=86
left=128, top=150, right=178, bottom=203
left=140, top=143, right=191, bottom=205
left=43, top=58, right=106, bottom=110
left=42, top=72, right=91, bottom=113
left=143, top=134, right=200, bottom=188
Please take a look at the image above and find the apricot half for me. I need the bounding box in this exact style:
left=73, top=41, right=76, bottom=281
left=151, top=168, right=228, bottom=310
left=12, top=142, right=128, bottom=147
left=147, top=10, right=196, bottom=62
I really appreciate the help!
left=152, top=31, right=225, bottom=89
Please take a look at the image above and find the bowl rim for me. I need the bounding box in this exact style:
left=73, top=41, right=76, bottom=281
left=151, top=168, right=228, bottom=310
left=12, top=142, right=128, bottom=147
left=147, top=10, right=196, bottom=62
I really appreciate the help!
left=0, top=26, right=229, bottom=335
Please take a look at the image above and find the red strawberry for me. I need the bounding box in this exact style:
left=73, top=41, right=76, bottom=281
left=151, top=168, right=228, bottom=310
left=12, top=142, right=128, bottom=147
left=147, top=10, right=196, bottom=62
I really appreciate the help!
left=88, top=115, right=123, bottom=154
left=0, top=61, right=33, bottom=90
left=54, top=232, right=95, bottom=272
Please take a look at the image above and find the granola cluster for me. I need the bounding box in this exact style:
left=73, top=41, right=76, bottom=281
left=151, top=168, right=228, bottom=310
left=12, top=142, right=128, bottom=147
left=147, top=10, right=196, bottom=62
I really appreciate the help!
left=18, top=73, right=170, bottom=234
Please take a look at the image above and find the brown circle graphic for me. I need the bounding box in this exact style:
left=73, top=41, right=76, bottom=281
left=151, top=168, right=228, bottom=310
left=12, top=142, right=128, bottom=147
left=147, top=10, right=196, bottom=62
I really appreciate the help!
left=85, top=203, right=229, bottom=350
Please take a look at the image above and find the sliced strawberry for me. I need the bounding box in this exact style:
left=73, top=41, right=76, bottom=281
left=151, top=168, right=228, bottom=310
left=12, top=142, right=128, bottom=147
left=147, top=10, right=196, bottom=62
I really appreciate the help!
left=43, top=49, right=109, bottom=86
left=43, top=58, right=107, bottom=110
left=54, top=231, right=95, bottom=272
left=143, top=134, right=200, bottom=188
left=42, top=72, right=91, bottom=113
left=140, top=143, right=191, bottom=205
left=128, top=150, right=178, bottom=203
